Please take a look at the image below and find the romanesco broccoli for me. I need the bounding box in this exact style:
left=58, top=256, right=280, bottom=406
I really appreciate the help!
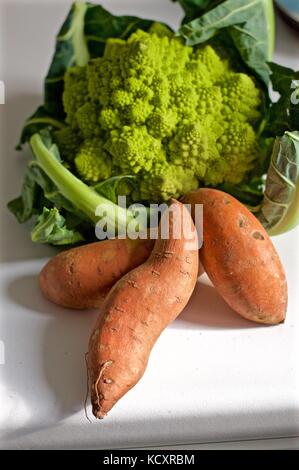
left=59, top=26, right=262, bottom=202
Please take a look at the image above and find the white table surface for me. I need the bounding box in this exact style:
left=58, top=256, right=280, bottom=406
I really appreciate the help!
left=0, top=0, right=299, bottom=450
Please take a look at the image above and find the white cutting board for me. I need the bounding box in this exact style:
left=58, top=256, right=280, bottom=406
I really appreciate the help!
left=0, top=0, right=298, bottom=450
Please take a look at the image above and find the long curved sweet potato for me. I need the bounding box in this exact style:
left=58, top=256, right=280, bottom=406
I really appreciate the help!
left=39, top=237, right=154, bottom=309
left=87, top=200, right=199, bottom=418
left=183, top=188, right=288, bottom=325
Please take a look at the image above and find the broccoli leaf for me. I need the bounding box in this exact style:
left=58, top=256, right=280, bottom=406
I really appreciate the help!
left=7, top=157, right=85, bottom=224
left=265, top=63, right=299, bottom=136
left=17, top=106, right=66, bottom=150
left=93, top=175, right=138, bottom=205
left=258, top=131, right=299, bottom=235
left=172, top=0, right=223, bottom=23
left=84, top=4, right=161, bottom=58
left=17, top=3, right=89, bottom=148
left=31, top=207, right=84, bottom=245
left=7, top=168, right=40, bottom=223
left=27, top=162, right=83, bottom=216
left=45, top=1, right=90, bottom=115
left=177, top=0, right=275, bottom=85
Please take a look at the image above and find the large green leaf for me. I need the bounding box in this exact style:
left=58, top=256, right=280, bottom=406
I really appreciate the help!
left=84, top=4, right=159, bottom=57
left=258, top=131, right=299, bottom=235
left=7, top=167, right=40, bottom=223
left=7, top=158, right=84, bottom=223
left=17, top=106, right=66, bottom=151
left=177, top=0, right=275, bottom=84
left=31, top=207, right=84, bottom=245
left=173, top=0, right=223, bottom=22
left=93, top=175, right=138, bottom=205
left=265, top=63, right=299, bottom=136
left=17, top=2, right=88, bottom=147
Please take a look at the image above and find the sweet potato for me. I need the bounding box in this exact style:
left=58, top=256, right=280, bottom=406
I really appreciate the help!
left=39, top=237, right=154, bottom=309
left=87, top=200, right=199, bottom=418
left=182, top=188, right=288, bottom=325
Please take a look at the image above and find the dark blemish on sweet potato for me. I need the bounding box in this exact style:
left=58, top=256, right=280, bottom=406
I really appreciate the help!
left=239, top=217, right=247, bottom=228
left=252, top=231, right=265, bottom=240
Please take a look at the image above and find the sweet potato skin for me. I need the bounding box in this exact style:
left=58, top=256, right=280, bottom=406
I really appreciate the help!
left=88, top=200, right=199, bottom=418
left=39, top=237, right=154, bottom=309
left=183, top=188, right=288, bottom=325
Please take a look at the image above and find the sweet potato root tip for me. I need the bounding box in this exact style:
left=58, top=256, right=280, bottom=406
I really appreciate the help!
left=182, top=188, right=288, bottom=325
left=87, top=200, right=199, bottom=418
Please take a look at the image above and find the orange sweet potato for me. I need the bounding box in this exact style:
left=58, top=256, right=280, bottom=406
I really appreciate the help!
left=87, top=200, right=199, bottom=418
left=39, top=237, right=154, bottom=309
left=182, top=188, right=288, bottom=325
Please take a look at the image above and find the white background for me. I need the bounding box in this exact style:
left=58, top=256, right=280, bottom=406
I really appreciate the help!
left=0, top=0, right=299, bottom=450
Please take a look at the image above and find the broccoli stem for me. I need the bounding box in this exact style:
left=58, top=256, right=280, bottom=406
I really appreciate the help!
left=30, top=133, right=136, bottom=234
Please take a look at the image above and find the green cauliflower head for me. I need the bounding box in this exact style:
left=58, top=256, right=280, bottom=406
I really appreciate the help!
left=61, top=26, right=262, bottom=202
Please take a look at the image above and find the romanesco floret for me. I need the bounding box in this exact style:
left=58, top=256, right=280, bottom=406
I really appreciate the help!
left=170, top=77, right=199, bottom=121
left=76, top=102, right=101, bottom=138
left=75, top=139, right=112, bottom=183
left=63, top=66, right=89, bottom=128
left=53, top=126, right=83, bottom=162
left=139, top=163, right=198, bottom=202
left=99, top=108, right=122, bottom=130
left=106, top=126, right=165, bottom=174
left=210, top=122, right=259, bottom=185
left=197, top=86, right=223, bottom=117
left=147, top=109, right=178, bottom=139
left=195, top=45, right=229, bottom=84
left=148, top=22, right=173, bottom=38
left=61, top=27, right=263, bottom=202
left=221, top=73, right=262, bottom=123
left=168, top=121, right=222, bottom=180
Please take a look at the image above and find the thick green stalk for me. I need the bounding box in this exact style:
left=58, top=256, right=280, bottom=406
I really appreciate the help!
left=30, top=133, right=135, bottom=233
